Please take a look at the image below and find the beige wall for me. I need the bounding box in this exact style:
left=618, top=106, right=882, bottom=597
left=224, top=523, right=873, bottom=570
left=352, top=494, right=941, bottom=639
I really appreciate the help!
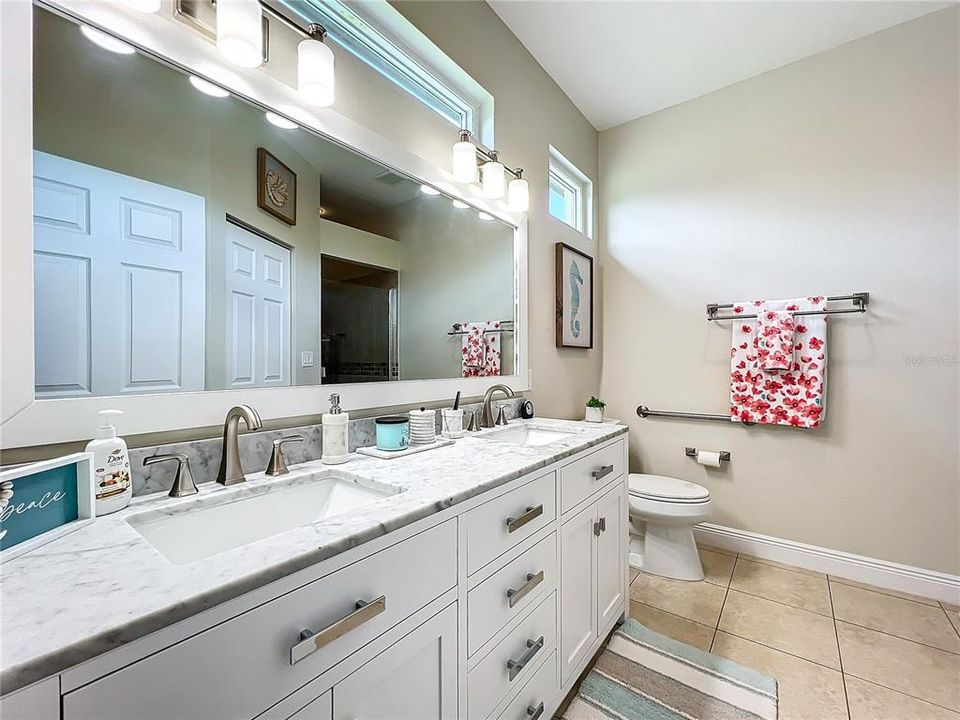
left=392, top=1, right=601, bottom=417
left=599, top=8, right=959, bottom=574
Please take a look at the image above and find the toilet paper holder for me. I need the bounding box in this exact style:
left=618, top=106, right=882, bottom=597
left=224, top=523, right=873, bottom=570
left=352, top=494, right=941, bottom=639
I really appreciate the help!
left=685, top=447, right=731, bottom=462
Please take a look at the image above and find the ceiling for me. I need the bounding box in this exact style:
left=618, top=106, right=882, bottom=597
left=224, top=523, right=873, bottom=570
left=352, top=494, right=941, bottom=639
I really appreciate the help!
left=488, top=1, right=953, bottom=130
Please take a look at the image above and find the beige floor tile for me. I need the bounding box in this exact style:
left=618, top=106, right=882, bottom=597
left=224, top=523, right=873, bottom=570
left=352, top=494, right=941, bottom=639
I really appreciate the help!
left=701, top=549, right=737, bottom=587
left=943, top=603, right=960, bottom=637
left=629, top=572, right=728, bottom=626
left=697, top=542, right=738, bottom=558
left=629, top=567, right=640, bottom=585
left=829, top=576, right=940, bottom=607
left=740, top=554, right=823, bottom=578
left=718, top=590, right=840, bottom=669
left=731, top=558, right=832, bottom=616
left=712, top=631, right=847, bottom=720
left=831, top=582, right=960, bottom=654
left=629, top=601, right=714, bottom=651
left=838, top=621, right=960, bottom=711
left=845, top=676, right=960, bottom=720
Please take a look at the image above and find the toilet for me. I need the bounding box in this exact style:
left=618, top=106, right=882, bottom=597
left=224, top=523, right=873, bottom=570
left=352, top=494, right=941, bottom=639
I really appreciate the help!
left=628, top=473, right=713, bottom=581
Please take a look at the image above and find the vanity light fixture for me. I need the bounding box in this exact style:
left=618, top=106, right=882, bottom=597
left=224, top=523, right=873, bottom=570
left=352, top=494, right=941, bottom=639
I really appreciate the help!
left=420, top=184, right=441, bottom=196
left=452, top=130, right=527, bottom=212
left=452, top=200, right=469, bottom=209
left=477, top=211, right=494, bottom=221
left=80, top=25, right=136, bottom=55
left=452, top=131, right=478, bottom=184
left=189, top=75, right=230, bottom=98
left=265, top=111, right=298, bottom=129
left=298, top=24, right=335, bottom=107
left=121, top=0, right=161, bottom=12
left=507, top=170, right=529, bottom=213
left=216, top=0, right=264, bottom=69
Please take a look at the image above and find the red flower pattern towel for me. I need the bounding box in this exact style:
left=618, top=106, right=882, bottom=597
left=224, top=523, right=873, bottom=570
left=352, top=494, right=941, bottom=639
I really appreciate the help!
left=730, top=297, right=827, bottom=428
left=460, top=321, right=502, bottom=377
left=757, top=305, right=795, bottom=372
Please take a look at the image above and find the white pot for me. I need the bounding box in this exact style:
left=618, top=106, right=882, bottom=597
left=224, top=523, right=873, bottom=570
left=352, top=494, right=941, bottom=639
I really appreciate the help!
left=585, top=406, right=604, bottom=423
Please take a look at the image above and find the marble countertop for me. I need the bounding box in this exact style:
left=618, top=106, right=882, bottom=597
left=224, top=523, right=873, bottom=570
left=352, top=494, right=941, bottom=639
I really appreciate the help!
left=0, top=418, right=627, bottom=694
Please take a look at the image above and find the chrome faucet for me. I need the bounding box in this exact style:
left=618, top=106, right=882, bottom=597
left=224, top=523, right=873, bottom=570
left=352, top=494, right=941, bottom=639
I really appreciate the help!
left=216, top=405, right=263, bottom=486
left=481, top=384, right=515, bottom=428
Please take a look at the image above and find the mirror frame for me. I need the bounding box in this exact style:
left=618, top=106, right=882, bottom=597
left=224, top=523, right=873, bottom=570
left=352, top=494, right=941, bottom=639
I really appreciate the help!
left=0, top=0, right=529, bottom=447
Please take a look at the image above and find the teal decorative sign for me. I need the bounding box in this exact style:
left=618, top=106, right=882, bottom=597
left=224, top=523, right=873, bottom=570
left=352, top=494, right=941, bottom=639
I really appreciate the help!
left=0, top=453, right=94, bottom=562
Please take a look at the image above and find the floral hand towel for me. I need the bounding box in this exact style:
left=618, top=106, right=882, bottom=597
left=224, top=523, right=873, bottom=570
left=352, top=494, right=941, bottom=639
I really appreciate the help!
left=730, top=297, right=827, bottom=428
left=460, top=321, right=502, bottom=378
left=757, top=305, right=795, bottom=372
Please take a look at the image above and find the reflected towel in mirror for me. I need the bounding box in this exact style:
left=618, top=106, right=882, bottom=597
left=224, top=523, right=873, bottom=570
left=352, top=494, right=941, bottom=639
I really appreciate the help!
left=460, top=321, right=502, bottom=377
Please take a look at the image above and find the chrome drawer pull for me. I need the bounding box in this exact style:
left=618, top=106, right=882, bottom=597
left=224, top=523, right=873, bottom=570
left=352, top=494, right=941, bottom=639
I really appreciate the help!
left=290, top=595, right=386, bottom=666
left=527, top=702, right=545, bottom=720
left=591, top=465, right=614, bottom=480
left=506, top=504, right=544, bottom=534
left=506, top=636, right=544, bottom=681
left=599, top=516, right=606, bottom=533
left=506, top=570, right=544, bottom=608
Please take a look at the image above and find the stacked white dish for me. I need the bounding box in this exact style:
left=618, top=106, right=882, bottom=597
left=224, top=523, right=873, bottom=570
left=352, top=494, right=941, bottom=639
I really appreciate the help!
left=408, top=408, right=437, bottom=445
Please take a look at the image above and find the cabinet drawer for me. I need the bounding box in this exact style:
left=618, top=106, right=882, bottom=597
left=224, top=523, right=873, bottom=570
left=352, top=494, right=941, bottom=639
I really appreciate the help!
left=63, top=520, right=457, bottom=720
left=560, top=440, right=624, bottom=514
left=469, top=592, right=557, bottom=720
left=495, top=649, right=558, bottom=720
left=466, top=471, right=556, bottom=575
left=468, top=531, right=557, bottom=655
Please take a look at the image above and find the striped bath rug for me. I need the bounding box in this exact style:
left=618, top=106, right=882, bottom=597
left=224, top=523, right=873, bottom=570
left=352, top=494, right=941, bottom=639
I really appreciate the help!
left=563, top=619, right=778, bottom=720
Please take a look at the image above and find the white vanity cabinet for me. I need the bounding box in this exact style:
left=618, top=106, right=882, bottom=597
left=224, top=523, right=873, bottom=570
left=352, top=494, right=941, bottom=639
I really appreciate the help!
left=10, top=433, right=627, bottom=720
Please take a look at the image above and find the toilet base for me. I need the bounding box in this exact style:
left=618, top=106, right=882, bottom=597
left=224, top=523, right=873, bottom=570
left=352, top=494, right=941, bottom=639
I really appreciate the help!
left=629, top=515, right=705, bottom=582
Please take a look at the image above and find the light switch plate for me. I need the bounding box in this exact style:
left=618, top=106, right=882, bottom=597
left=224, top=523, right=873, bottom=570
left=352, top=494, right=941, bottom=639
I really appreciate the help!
left=301, top=351, right=315, bottom=368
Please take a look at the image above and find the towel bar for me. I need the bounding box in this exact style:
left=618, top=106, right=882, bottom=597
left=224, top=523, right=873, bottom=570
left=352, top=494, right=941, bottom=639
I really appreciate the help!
left=706, top=292, right=869, bottom=321
left=636, top=405, right=755, bottom=427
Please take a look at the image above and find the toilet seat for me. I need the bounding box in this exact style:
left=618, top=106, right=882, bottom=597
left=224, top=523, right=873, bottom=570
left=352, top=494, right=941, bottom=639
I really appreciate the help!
left=628, top=473, right=710, bottom=504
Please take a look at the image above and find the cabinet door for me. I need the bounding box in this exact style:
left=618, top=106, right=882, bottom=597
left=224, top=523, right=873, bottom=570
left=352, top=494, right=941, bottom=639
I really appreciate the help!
left=595, top=484, right=625, bottom=632
left=559, top=503, right=597, bottom=685
left=333, top=604, right=457, bottom=720
left=286, top=690, right=332, bottom=720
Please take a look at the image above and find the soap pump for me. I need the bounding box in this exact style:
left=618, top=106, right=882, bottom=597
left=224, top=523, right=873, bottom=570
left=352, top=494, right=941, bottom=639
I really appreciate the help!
left=321, top=393, right=349, bottom=465
left=86, top=409, right=132, bottom=515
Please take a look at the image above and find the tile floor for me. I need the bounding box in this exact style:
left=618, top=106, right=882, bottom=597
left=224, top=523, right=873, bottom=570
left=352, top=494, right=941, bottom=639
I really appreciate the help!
left=628, top=547, right=960, bottom=720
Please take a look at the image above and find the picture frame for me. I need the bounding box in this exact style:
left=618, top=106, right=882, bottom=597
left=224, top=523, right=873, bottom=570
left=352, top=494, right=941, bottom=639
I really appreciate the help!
left=257, top=147, right=297, bottom=226
left=0, top=452, right=96, bottom=563
left=555, top=242, right=594, bottom=349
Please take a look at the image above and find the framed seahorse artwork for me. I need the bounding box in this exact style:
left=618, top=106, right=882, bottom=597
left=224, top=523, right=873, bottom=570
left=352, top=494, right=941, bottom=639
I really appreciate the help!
left=555, top=242, right=593, bottom=349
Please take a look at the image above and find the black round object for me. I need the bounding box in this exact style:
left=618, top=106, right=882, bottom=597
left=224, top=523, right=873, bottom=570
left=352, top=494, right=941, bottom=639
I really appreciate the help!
left=520, top=400, right=535, bottom=419
left=375, top=416, right=408, bottom=424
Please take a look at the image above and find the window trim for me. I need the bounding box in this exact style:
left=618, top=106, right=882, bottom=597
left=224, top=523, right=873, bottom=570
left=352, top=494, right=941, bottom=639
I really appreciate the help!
left=548, top=145, right=593, bottom=239
left=282, top=0, right=494, bottom=143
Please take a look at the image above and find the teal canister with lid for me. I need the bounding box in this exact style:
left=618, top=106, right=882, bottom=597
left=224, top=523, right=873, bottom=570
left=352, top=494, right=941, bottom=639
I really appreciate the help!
left=375, top=416, right=409, bottom=451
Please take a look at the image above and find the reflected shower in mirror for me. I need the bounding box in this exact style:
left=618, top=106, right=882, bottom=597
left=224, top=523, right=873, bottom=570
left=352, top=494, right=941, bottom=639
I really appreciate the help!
left=31, top=6, right=515, bottom=397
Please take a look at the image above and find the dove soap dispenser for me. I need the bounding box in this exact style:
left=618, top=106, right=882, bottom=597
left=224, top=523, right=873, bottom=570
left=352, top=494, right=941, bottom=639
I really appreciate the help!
left=86, top=409, right=132, bottom=515
left=321, top=393, right=349, bottom=465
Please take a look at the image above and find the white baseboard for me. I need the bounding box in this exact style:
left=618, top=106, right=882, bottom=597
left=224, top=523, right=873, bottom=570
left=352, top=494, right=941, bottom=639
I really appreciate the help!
left=694, top=523, right=960, bottom=605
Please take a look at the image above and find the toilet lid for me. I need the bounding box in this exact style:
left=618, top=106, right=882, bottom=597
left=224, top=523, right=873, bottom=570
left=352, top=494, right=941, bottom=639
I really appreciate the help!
left=629, top=474, right=710, bottom=502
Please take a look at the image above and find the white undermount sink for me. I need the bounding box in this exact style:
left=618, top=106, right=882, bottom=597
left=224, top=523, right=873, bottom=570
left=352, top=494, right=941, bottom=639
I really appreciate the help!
left=476, top=424, right=575, bottom=447
left=127, top=470, right=401, bottom=565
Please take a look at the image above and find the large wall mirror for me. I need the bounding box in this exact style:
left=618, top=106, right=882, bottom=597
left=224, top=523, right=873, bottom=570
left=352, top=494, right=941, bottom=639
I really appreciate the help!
left=31, top=5, right=517, bottom=402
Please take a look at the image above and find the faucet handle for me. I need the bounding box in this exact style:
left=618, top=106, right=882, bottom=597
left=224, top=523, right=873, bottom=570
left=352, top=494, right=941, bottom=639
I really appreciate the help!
left=466, top=409, right=480, bottom=432
left=495, top=405, right=509, bottom=426
left=143, top=453, right=198, bottom=498
left=266, top=435, right=305, bottom=476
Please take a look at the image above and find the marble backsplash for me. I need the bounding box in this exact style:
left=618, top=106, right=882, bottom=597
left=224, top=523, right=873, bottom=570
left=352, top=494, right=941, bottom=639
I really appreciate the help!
left=129, top=397, right=525, bottom=497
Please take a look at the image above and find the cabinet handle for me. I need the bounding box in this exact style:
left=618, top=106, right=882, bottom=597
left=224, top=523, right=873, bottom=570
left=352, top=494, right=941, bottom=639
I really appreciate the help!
left=591, top=465, right=614, bottom=480
left=506, top=570, right=544, bottom=608
left=506, top=504, right=544, bottom=534
left=593, top=520, right=601, bottom=537
left=599, top=517, right=607, bottom=533
left=527, top=702, right=545, bottom=720
left=506, top=636, right=544, bottom=681
left=290, top=595, right=386, bottom=666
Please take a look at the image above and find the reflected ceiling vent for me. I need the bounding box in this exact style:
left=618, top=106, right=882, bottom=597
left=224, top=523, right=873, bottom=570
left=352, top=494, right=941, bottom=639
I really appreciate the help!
left=373, top=171, right=405, bottom=186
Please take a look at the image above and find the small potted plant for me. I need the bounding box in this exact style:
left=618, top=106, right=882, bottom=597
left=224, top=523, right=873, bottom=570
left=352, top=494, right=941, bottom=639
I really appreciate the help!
left=585, top=396, right=606, bottom=423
